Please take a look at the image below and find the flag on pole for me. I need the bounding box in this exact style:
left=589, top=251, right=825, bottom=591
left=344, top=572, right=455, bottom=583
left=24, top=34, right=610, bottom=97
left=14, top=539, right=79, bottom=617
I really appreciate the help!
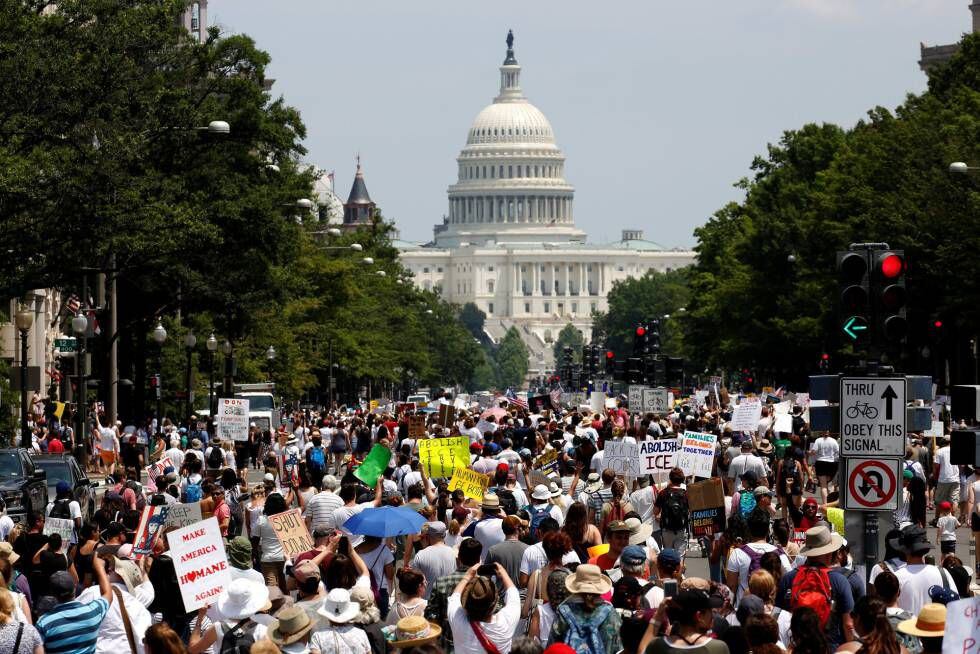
left=504, top=389, right=528, bottom=410
left=65, top=294, right=81, bottom=315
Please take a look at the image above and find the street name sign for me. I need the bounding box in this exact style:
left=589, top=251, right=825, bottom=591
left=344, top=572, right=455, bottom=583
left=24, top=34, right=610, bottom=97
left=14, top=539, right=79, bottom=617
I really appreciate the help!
left=840, top=376, right=906, bottom=456
left=843, top=457, right=900, bottom=511
left=54, top=337, right=77, bottom=353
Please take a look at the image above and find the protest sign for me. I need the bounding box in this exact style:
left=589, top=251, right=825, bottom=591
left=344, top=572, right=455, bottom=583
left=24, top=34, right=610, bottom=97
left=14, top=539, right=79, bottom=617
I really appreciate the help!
left=639, top=438, right=679, bottom=481
left=217, top=398, right=250, bottom=442
left=676, top=430, right=717, bottom=478
left=687, top=478, right=726, bottom=537
left=590, top=392, right=606, bottom=414
left=642, top=387, right=670, bottom=413
left=369, top=400, right=379, bottom=412
left=437, top=403, right=456, bottom=428
left=561, top=392, right=587, bottom=408
left=730, top=398, right=762, bottom=432
left=533, top=449, right=559, bottom=477
left=528, top=394, right=554, bottom=413
left=133, top=505, right=171, bottom=559
left=170, top=517, right=231, bottom=611
left=418, top=436, right=469, bottom=478
left=270, top=508, right=314, bottom=560
left=942, top=596, right=980, bottom=654
left=408, top=415, right=427, bottom=439
left=448, top=467, right=491, bottom=500
left=604, top=440, right=640, bottom=477
left=395, top=402, right=416, bottom=415
left=925, top=420, right=944, bottom=438
left=354, top=444, right=391, bottom=487
left=43, top=518, right=73, bottom=552
left=628, top=385, right=645, bottom=409
left=826, top=507, right=844, bottom=535
left=146, top=456, right=175, bottom=491
left=165, top=502, right=203, bottom=529
left=773, top=413, right=793, bottom=434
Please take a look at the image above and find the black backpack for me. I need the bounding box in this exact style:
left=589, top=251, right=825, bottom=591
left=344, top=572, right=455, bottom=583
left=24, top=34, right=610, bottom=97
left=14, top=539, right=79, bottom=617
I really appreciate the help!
left=660, top=488, right=688, bottom=531
left=220, top=619, right=255, bottom=654
left=207, top=446, right=224, bottom=469
left=49, top=498, right=73, bottom=520
left=493, top=487, right=519, bottom=515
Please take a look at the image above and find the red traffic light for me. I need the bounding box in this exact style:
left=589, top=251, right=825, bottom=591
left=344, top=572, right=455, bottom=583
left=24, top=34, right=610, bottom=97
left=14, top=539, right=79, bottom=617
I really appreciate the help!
left=933, top=320, right=943, bottom=329
left=605, top=350, right=614, bottom=359
left=878, top=252, right=904, bottom=279
left=635, top=326, right=646, bottom=336
left=821, top=353, right=830, bottom=361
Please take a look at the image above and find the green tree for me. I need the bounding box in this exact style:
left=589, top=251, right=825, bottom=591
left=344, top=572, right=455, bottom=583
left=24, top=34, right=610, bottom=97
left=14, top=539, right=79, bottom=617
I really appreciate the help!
left=459, top=302, right=486, bottom=340
left=495, top=327, right=529, bottom=389
left=552, top=323, right=585, bottom=364
left=467, top=348, right=499, bottom=392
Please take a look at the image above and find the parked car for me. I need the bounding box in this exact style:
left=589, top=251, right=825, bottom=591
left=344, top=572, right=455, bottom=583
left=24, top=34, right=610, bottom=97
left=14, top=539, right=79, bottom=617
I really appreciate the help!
left=0, top=448, right=47, bottom=523
left=33, top=453, right=97, bottom=521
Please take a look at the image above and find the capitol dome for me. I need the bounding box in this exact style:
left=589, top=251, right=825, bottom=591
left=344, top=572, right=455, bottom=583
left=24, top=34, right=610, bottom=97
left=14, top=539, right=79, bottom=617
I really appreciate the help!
left=437, top=30, right=584, bottom=247
left=313, top=170, right=344, bottom=225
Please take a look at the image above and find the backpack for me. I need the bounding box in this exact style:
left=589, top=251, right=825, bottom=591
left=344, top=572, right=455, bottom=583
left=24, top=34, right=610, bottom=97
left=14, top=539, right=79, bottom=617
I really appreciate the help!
left=600, top=499, right=626, bottom=535
left=308, top=445, right=326, bottom=472
left=207, top=447, right=224, bottom=469
left=49, top=498, right=73, bottom=520
left=887, top=609, right=923, bottom=654
left=184, top=483, right=203, bottom=503
left=528, top=505, right=553, bottom=539
left=721, top=448, right=733, bottom=469
left=493, top=487, right=519, bottom=516
left=738, top=491, right=757, bottom=517
left=739, top=543, right=784, bottom=575
left=790, top=565, right=834, bottom=627
left=220, top=618, right=256, bottom=654
left=557, top=601, right=612, bottom=654
left=659, top=488, right=688, bottom=531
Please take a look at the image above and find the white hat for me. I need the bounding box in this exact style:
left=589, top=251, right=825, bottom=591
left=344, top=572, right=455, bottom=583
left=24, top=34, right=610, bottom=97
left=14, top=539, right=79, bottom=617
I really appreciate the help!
left=264, top=472, right=275, bottom=482
left=217, top=578, right=272, bottom=620
left=531, top=484, right=551, bottom=501
left=317, top=588, right=360, bottom=623
left=548, top=481, right=562, bottom=498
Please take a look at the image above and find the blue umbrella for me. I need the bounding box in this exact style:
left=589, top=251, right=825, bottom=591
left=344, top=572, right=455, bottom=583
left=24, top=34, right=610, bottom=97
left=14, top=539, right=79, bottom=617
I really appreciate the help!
left=343, top=506, right=427, bottom=537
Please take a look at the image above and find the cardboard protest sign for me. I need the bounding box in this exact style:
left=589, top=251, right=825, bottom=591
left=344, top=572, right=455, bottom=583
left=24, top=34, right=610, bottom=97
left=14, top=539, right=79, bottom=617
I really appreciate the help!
left=925, top=420, right=944, bottom=437
left=448, top=467, right=491, bottom=500
left=165, top=502, right=203, bottom=529
left=533, top=450, right=559, bottom=477
left=170, top=517, right=231, bottom=611
left=217, top=398, right=250, bottom=442
left=730, top=398, right=762, bottom=432
left=941, top=596, right=980, bottom=654
left=418, top=436, right=469, bottom=478
left=676, top=431, right=717, bottom=479
left=43, top=518, right=73, bottom=552
left=437, top=403, right=456, bottom=428
left=604, top=440, right=640, bottom=477
left=270, top=508, right=314, bottom=560
left=639, top=438, right=679, bottom=481
left=133, top=505, right=170, bottom=559
left=642, top=388, right=670, bottom=413
left=826, top=507, right=844, bottom=535
left=354, top=444, right=391, bottom=487
left=687, top=478, right=726, bottom=537
left=408, top=415, right=427, bottom=439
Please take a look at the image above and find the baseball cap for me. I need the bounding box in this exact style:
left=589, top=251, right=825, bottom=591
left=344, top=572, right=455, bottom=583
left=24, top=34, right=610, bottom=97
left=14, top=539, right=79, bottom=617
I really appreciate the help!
left=938, top=501, right=952, bottom=511
left=620, top=545, right=646, bottom=566
left=293, top=560, right=321, bottom=583
left=753, top=486, right=774, bottom=498
left=470, top=443, right=483, bottom=454
left=56, top=480, right=71, bottom=495
left=50, top=571, right=75, bottom=596
left=658, top=548, right=681, bottom=567
left=424, top=521, right=447, bottom=537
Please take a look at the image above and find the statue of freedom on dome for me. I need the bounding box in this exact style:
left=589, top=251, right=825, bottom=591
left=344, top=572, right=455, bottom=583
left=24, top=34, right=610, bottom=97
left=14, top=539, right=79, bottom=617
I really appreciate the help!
left=506, top=30, right=514, bottom=50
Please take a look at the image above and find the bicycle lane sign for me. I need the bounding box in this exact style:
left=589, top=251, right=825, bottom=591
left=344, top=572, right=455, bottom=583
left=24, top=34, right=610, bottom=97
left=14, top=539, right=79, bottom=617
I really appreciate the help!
left=839, top=376, right=906, bottom=457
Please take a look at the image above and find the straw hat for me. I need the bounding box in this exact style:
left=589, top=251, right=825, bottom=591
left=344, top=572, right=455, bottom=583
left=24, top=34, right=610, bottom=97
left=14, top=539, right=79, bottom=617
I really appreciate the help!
left=481, top=494, right=501, bottom=512
left=390, top=616, right=442, bottom=649
left=897, top=603, right=946, bottom=637
left=268, top=606, right=315, bottom=646
left=798, top=525, right=844, bottom=558
left=564, top=563, right=613, bottom=595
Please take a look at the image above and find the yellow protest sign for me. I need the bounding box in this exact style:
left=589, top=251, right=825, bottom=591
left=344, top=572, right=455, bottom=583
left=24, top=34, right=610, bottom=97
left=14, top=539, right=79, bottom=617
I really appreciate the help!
left=418, top=436, right=469, bottom=478
left=369, top=400, right=379, bottom=411
left=448, top=467, right=490, bottom=500
left=53, top=402, right=66, bottom=419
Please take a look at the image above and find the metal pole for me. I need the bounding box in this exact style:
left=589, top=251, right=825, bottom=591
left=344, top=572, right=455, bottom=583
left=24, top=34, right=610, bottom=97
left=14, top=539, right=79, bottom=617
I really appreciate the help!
left=208, top=352, right=215, bottom=416
left=328, top=340, right=334, bottom=408
left=185, top=346, right=192, bottom=424
left=77, top=275, right=88, bottom=470
left=107, top=254, right=118, bottom=424
left=156, top=348, right=163, bottom=439
left=20, top=330, right=29, bottom=448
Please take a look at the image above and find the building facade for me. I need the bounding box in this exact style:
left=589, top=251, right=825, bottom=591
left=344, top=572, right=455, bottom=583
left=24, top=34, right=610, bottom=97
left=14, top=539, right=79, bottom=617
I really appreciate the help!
left=398, top=32, right=696, bottom=374
left=919, top=2, right=980, bottom=73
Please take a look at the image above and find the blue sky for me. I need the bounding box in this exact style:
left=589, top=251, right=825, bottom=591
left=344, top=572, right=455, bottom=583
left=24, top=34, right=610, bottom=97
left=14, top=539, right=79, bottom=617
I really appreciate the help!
left=209, top=1, right=965, bottom=247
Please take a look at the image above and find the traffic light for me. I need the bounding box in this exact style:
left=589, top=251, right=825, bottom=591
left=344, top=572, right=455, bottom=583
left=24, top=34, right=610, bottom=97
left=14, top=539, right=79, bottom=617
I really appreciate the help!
left=819, top=352, right=830, bottom=372
left=873, top=250, right=907, bottom=343
left=633, top=324, right=647, bottom=357
left=647, top=319, right=661, bottom=355
left=627, top=357, right=642, bottom=385
left=928, top=317, right=945, bottom=344
left=837, top=250, right=870, bottom=343
left=605, top=350, right=615, bottom=375
left=664, top=357, right=684, bottom=387
left=740, top=368, right=755, bottom=392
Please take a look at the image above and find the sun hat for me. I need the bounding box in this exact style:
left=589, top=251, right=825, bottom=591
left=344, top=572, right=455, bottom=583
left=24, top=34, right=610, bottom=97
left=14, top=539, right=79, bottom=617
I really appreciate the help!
left=0, top=542, right=20, bottom=564
left=226, top=536, right=253, bottom=570
left=531, top=484, right=551, bottom=501
left=585, top=473, right=602, bottom=492
left=799, top=525, right=845, bottom=558
left=217, top=578, right=272, bottom=620
left=624, top=517, right=653, bottom=546
left=897, top=603, right=946, bottom=637
left=190, top=438, right=202, bottom=449
left=286, top=434, right=297, bottom=444
left=269, top=605, right=315, bottom=646
left=888, top=525, right=933, bottom=556
left=390, top=616, right=442, bottom=649
left=757, top=440, right=774, bottom=454
left=549, top=481, right=562, bottom=498
left=481, top=494, right=501, bottom=512
left=111, top=557, right=143, bottom=593
left=462, top=575, right=497, bottom=614
left=317, top=588, right=360, bottom=623
left=565, top=563, right=613, bottom=595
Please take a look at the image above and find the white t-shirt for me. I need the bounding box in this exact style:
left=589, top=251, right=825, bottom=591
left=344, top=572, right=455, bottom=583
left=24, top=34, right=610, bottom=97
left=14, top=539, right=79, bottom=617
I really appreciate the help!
left=99, top=427, right=118, bottom=452
left=630, top=486, right=657, bottom=524
left=360, top=542, right=394, bottom=591
left=810, top=436, right=840, bottom=463
left=935, top=447, right=959, bottom=483
left=519, top=542, right=580, bottom=578
left=725, top=542, right=792, bottom=603
left=894, top=563, right=956, bottom=616
left=474, top=517, right=505, bottom=560
left=78, top=581, right=153, bottom=654
left=333, top=502, right=374, bottom=547
left=937, top=515, right=959, bottom=542
left=589, top=450, right=605, bottom=474
left=462, top=426, right=483, bottom=444
left=447, top=586, right=520, bottom=654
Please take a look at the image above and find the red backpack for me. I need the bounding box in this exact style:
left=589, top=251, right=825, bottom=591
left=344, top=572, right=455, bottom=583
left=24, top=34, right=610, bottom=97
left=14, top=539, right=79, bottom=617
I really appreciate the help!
left=790, top=565, right=834, bottom=627
left=600, top=499, right=626, bottom=534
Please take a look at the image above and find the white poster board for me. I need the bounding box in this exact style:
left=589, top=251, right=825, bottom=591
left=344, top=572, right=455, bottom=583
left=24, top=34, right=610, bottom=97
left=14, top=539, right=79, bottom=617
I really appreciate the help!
left=604, top=440, right=640, bottom=477
left=628, top=385, right=645, bottom=410
left=43, top=517, right=74, bottom=552
left=774, top=413, right=793, bottom=434
left=730, top=398, right=762, bottom=432
left=165, top=502, right=203, bottom=529
left=639, top=438, right=679, bottom=482
left=169, top=517, right=232, bottom=611
left=941, top=596, right=980, bottom=654
left=217, top=398, right=250, bottom=442
left=642, top=387, right=670, bottom=413
left=590, top=392, right=606, bottom=414
left=675, top=431, right=717, bottom=479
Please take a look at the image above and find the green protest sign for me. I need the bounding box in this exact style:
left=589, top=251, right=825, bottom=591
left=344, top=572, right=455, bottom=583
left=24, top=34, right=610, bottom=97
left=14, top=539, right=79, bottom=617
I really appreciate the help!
left=353, top=444, right=391, bottom=487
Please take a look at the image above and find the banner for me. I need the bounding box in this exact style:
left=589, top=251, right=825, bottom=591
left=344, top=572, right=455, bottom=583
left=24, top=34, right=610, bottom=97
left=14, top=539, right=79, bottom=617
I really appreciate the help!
left=353, top=444, right=391, bottom=487
left=217, top=398, right=250, bottom=442
left=676, top=430, right=717, bottom=478
left=43, top=518, right=73, bottom=552
left=165, top=502, right=203, bottom=529
left=418, top=436, right=469, bottom=478
left=448, top=467, right=491, bottom=500
left=132, top=505, right=170, bottom=559
left=687, top=478, right=726, bottom=537
left=941, top=596, right=980, bottom=654
left=604, top=440, right=640, bottom=477
left=270, top=508, right=314, bottom=560
left=730, top=398, right=762, bottom=432
left=639, top=438, right=679, bottom=481
left=408, top=415, right=427, bottom=439
left=170, top=517, right=231, bottom=611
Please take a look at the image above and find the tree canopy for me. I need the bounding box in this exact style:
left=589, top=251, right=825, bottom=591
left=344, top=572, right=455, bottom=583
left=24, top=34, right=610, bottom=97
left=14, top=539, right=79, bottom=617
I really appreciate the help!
left=552, top=323, right=585, bottom=364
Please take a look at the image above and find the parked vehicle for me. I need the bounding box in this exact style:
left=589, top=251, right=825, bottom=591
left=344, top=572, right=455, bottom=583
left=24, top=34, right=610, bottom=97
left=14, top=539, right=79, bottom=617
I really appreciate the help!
left=0, top=449, right=47, bottom=522
left=33, top=454, right=97, bottom=521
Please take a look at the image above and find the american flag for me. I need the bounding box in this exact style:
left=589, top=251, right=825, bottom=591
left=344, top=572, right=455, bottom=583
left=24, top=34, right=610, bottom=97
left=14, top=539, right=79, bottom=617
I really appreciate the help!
left=65, top=294, right=81, bottom=314
left=504, top=388, right=528, bottom=410
left=550, top=384, right=563, bottom=409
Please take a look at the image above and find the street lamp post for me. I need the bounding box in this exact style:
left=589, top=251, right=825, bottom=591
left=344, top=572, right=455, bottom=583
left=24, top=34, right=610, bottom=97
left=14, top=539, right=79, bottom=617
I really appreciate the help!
left=206, top=333, right=218, bottom=416
left=72, top=312, right=87, bottom=460
left=222, top=339, right=234, bottom=399
left=14, top=304, right=34, bottom=448
left=184, top=332, right=197, bottom=424
left=152, top=322, right=167, bottom=438
left=266, top=346, right=276, bottom=381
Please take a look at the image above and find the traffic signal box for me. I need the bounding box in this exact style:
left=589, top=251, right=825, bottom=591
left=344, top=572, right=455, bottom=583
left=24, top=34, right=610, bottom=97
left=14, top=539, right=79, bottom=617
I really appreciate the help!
left=837, top=247, right=907, bottom=350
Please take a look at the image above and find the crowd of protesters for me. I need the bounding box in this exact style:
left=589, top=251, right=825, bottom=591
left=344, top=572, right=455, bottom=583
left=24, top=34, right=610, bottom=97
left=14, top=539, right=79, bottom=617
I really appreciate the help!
left=2, top=388, right=978, bottom=654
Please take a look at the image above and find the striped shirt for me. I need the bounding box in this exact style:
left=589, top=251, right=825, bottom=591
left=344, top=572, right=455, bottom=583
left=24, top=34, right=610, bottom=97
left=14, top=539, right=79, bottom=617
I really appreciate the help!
left=36, top=597, right=110, bottom=654
left=303, top=490, right=344, bottom=530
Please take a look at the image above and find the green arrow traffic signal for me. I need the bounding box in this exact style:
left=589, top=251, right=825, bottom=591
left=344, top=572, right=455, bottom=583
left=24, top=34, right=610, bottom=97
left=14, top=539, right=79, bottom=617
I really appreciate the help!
left=843, top=315, right=869, bottom=341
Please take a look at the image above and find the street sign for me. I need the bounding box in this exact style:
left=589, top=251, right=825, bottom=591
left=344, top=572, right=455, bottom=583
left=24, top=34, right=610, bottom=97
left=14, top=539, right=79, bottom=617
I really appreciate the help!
left=54, top=337, right=77, bottom=353
left=642, top=387, right=670, bottom=413
left=839, top=376, right=907, bottom=456
left=842, top=315, right=869, bottom=341
left=628, top=385, right=645, bottom=409
left=843, top=457, right=901, bottom=511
